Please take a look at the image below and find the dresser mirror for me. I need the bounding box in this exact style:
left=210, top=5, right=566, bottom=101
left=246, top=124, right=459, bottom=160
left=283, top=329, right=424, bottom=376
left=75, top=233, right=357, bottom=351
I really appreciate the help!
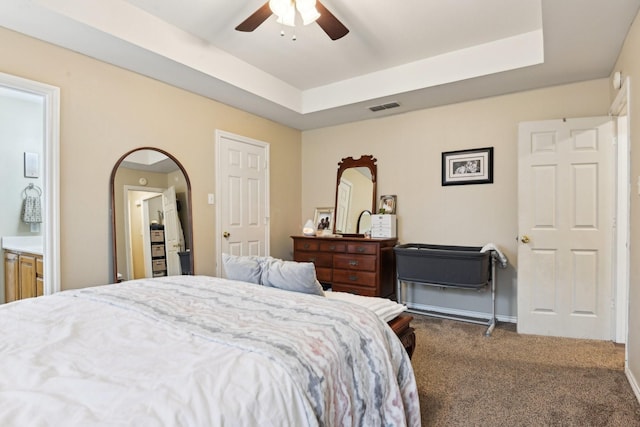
left=110, top=147, right=193, bottom=283
left=333, top=155, right=377, bottom=236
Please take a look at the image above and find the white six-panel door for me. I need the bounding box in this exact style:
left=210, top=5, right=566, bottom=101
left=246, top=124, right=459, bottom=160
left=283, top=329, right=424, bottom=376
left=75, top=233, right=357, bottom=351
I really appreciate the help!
left=215, top=131, right=269, bottom=275
left=518, top=117, right=614, bottom=340
left=335, top=179, right=352, bottom=233
left=162, top=186, right=182, bottom=276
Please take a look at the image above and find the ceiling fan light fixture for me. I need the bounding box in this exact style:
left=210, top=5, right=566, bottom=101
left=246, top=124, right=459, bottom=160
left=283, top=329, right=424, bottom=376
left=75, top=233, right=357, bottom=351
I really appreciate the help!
left=270, top=0, right=295, bottom=26
left=296, top=0, right=320, bottom=25
left=237, top=0, right=346, bottom=41
left=269, top=0, right=319, bottom=27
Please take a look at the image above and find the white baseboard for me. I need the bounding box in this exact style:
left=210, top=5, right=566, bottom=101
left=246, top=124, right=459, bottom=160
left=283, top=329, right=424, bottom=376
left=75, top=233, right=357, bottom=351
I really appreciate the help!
left=406, top=302, right=517, bottom=324
left=626, top=366, right=640, bottom=405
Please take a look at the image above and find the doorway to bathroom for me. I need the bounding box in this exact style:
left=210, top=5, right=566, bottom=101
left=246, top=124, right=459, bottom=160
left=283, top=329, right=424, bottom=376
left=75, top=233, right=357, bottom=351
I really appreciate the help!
left=0, top=72, right=60, bottom=303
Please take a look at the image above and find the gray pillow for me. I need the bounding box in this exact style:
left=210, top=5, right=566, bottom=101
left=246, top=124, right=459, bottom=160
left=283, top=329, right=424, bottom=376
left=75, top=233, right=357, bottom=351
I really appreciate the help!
left=221, top=253, right=267, bottom=284
left=261, top=257, right=325, bottom=296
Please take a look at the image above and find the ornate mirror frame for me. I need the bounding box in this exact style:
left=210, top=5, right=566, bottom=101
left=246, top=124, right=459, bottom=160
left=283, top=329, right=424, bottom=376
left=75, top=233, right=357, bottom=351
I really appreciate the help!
left=110, top=147, right=194, bottom=283
left=333, top=155, right=377, bottom=236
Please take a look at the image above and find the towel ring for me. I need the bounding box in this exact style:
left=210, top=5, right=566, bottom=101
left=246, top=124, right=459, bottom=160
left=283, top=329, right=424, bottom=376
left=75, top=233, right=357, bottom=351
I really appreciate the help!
left=23, top=183, right=42, bottom=198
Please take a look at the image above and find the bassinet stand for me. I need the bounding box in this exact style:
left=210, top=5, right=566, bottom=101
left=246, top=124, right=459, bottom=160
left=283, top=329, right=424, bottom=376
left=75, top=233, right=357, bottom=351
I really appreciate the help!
left=397, top=251, right=497, bottom=337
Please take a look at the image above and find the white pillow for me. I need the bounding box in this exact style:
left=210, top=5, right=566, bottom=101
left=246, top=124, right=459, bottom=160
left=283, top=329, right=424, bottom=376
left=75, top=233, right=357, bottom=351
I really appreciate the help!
left=325, top=291, right=406, bottom=322
left=221, top=253, right=267, bottom=284
left=261, top=257, right=325, bottom=296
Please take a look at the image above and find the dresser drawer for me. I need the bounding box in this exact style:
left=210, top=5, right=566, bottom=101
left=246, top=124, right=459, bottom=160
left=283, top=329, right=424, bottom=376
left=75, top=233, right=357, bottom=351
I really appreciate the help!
left=316, top=267, right=332, bottom=283
left=347, top=242, right=377, bottom=255
left=294, top=239, right=320, bottom=251
left=333, top=254, right=376, bottom=272
left=332, top=283, right=378, bottom=297
left=319, top=241, right=346, bottom=252
left=333, top=269, right=377, bottom=287
left=294, top=252, right=333, bottom=268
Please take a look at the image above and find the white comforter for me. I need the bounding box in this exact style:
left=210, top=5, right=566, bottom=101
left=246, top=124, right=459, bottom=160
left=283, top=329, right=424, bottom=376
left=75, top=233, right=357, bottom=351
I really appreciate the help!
left=0, top=276, right=420, bottom=426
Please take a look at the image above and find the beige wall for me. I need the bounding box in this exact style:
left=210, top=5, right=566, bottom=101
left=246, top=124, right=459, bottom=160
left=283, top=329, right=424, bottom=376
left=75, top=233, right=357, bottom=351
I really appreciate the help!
left=302, top=79, right=611, bottom=317
left=612, top=9, right=640, bottom=400
left=0, top=27, right=302, bottom=290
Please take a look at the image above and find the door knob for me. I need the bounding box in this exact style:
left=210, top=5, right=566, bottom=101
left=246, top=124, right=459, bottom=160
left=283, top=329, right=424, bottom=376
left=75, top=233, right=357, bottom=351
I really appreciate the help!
left=223, top=231, right=230, bottom=238
left=521, top=235, right=530, bottom=244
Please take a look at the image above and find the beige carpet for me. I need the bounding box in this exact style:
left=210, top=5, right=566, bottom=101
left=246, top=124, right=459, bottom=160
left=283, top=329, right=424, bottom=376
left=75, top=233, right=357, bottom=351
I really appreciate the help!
left=409, top=314, right=640, bottom=426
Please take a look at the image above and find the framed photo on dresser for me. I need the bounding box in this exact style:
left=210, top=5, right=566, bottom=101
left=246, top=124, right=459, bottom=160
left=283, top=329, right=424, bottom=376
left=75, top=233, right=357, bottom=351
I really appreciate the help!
left=378, top=195, right=397, bottom=214
left=313, top=207, right=334, bottom=232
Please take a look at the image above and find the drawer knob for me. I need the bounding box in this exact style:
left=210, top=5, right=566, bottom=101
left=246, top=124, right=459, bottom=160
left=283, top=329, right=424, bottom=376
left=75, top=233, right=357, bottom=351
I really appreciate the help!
left=329, top=245, right=336, bottom=250
left=309, top=257, right=316, bottom=262
left=356, top=247, right=365, bottom=253
left=349, top=275, right=358, bottom=281
left=349, top=260, right=359, bottom=266
left=304, top=244, right=310, bottom=249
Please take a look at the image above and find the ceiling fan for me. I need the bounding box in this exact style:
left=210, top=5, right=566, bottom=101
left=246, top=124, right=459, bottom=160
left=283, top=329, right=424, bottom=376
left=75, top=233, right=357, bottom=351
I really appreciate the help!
left=235, top=0, right=349, bottom=41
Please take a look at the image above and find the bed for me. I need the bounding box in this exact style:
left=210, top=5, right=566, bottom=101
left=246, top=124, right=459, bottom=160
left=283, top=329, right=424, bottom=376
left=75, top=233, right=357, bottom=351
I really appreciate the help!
left=0, top=275, right=421, bottom=426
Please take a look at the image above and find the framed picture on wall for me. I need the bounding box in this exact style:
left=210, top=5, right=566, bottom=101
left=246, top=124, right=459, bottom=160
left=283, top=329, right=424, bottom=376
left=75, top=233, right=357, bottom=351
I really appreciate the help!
left=314, top=207, right=334, bottom=232
left=442, top=147, right=494, bottom=186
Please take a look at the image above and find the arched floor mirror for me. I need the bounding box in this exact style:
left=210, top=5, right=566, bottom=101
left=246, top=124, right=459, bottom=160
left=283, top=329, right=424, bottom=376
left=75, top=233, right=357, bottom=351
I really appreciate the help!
left=110, top=147, right=194, bottom=282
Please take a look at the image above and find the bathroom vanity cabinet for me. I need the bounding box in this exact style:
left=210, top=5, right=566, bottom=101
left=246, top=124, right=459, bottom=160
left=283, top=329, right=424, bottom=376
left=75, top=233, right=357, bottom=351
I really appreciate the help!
left=4, top=250, right=43, bottom=302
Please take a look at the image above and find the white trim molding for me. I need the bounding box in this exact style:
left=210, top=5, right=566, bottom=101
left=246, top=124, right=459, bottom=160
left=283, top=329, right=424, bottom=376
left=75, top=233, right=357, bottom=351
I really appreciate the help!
left=626, top=367, right=640, bottom=405
left=609, top=75, right=631, bottom=344
left=406, top=302, right=517, bottom=325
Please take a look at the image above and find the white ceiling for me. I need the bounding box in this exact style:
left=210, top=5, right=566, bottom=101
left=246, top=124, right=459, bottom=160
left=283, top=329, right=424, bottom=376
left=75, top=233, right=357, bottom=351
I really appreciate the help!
left=1, top=0, right=639, bottom=130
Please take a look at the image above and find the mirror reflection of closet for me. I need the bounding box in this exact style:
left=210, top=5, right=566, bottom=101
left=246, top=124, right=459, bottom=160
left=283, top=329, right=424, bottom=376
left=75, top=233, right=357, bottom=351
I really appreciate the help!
left=110, top=148, right=193, bottom=282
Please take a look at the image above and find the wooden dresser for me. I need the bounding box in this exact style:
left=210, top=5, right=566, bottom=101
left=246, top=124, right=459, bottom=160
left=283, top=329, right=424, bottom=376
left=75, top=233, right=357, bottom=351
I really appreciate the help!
left=291, top=235, right=398, bottom=299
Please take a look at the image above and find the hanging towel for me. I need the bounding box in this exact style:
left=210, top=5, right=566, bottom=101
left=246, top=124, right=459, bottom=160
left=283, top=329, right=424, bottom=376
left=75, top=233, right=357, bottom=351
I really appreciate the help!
left=480, top=243, right=508, bottom=268
left=22, top=194, right=42, bottom=224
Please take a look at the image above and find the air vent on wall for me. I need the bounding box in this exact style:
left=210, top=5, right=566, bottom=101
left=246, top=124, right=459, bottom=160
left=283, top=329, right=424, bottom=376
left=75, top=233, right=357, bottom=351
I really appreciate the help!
left=368, top=102, right=400, bottom=112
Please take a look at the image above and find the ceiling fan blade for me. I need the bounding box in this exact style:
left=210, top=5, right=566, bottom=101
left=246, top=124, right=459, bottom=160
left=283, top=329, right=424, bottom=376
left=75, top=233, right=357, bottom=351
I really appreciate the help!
left=235, top=2, right=272, bottom=32
left=315, top=1, right=349, bottom=40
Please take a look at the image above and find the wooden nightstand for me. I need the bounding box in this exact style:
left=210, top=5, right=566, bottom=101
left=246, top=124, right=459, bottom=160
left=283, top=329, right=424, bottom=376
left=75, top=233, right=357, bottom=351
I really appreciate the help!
left=388, top=315, right=416, bottom=359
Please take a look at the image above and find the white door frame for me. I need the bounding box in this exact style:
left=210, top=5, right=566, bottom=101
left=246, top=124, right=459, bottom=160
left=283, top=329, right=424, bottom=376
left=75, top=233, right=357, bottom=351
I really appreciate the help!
left=610, top=76, right=631, bottom=344
left=214, top=130, right=270, bottom=276
left=123, top=185, right=164, bottom=281
left=0, top=72, right=60, bottom=295
left=141, top=196, right=153, bottom=278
